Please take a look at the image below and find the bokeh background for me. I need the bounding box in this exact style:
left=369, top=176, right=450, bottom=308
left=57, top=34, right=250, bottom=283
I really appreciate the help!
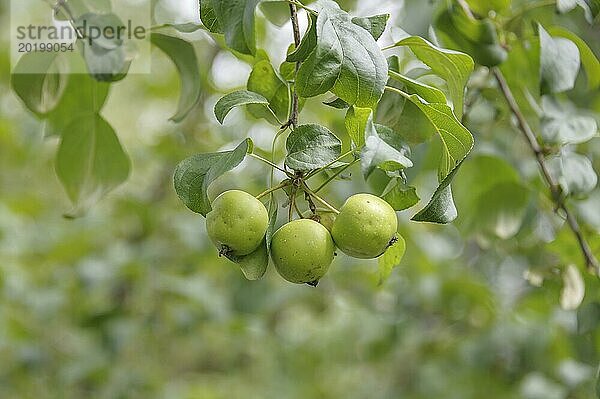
left=1, top=0, right=600, bottom=398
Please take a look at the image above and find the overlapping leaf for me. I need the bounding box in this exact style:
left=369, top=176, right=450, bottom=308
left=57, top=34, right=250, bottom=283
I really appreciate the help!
left=174, top=139, right=252, bottom=216
left=285, top=124, right=342, bottom=171
left=296, top=1, right=388, bottom=108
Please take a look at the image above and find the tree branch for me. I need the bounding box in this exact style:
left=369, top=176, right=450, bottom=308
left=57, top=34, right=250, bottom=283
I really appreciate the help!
left=492, top=67, right=599, bottom=275
left=287, top=3, right=302, bottom=129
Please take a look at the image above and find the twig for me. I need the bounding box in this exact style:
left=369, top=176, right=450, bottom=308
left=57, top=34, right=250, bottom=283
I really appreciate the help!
left=313, top=158, right=359, bottom=193
left=256, top=180, right=290, bottom=200
left=287, top=3, right=302, bottom=129
left=249, top=153, right=292, bottom=176
left=302, top=183, right=340, bottom=214
left=492, top=67, right=599, bottom=275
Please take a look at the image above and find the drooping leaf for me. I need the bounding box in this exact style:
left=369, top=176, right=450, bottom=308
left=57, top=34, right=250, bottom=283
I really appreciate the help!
left=151, top=33, right=202, bottom=122
left=392, top=36, right=473, bottom=117
left=382, top=180, right=420, bottom=211
left=539, top=24, right=581, bottom=94
left=56, top=114, right=130, bottom=205
left=173, top=139, right=252, bottom=216
left=212, top=0, right=262, bottom=55
left=547, top=26, right=600, bottom=90
left=214, top=90, right=276, bottom=124
left=260, top=1, right=292, bottom=26
left=548, top=152, right=598, bottom=197
left=81, top=40, right=133, bottom=83
left=285, top=124, right=342, bottom=171
left=287, top=13, right=318, bottom=63
left=247, top=60, right=289, bottom=124
left=199, top=0, right=223, bottom=33
left=411, top=160, right=463, bottom=224
left=44, top=72, right=111, bottom=137
left=541, top=96, right=598, bottom=144
left=227, top=239, right=269, bottom=280
left=405, top=93, right=473, bottom=224
left=351, top=14, right=389, bottom=41
left=11, top=52, right=68, bottom=115
left=168, top=22, right=204, bottom=33
left=378, top=234, right=406, bottom=285
left=296, top=1, right=388, bottom=108
left=361, top=122, right=412, bottom=178
left=345, top=107, right=372, bottom=148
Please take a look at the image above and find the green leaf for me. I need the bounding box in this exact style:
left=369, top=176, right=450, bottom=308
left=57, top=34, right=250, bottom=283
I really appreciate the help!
left=388, top=71, right=447, bottom=104
left=547, top=26, right=600, bottom=90
left=393, top=36, right=474, bottom=118
left=296, top=1, right=388, bottom=108
left=56, top=114, right=130, bottom=205
left=453, top=155, right=529, bottom=237
left=285, top=124, right=342, bottom=172
left=596, top=364, right=600, bottom=399
left=77, top=12, right=123, bottom=50
left=199, top=0, right=223, bottom=33
left=404, top=94, right=473, bottom=223
left=557, top=0, right=595, bottom=23
left=539, top=24, right=581, bottom=94
left=541, top=96, right=598, bottom=144
left=361, top=122, right=412, bottom=178
left=548, top=152, right=598, bottom=197
left=471, top=181, right=530, bottom=239
left=214, top=90, right=275, bottom=124
left=168, top=23, right=204, bottom=33
left=382, top=180, right=420, bottom=211
left=151, top=33, right=202, bottom=122
left=81, top=40, right=132, bottom=83
left=287, top=13, right=318, bottom=63
left=435, top=8, right=507, bottom=68
left=345, top=107, right=372, bottom=148
left=378, top=234, right=406, bottom=285
left=228, top=239, right=269, bottom=280
left=260, top=1, right=292, bottom=26
left=351, top=14, right=389, bottom=41
left=247, top=60, right=289, bottom=124
left=406, top=94, right=474, bottom=181
left=173, top=139, right=252, bottom=216
left=11, top=52, right=68, bottom=115
left=464, top=0, right=511, bottom=14
left=44, top=72, right=110, bottom=137
left=411, top=160, right=463, bottom=224
left=323, top=97, right=350, bottom=109
left=212, top=0, right=262, bottom=55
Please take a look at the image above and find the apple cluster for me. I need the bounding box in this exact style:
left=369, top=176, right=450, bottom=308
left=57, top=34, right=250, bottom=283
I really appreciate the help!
left=205, top=190, right=398, bottom=285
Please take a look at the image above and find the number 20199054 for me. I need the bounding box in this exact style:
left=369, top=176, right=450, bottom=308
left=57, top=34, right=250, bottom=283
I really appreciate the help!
left=18, top=42, right=75, bottom=53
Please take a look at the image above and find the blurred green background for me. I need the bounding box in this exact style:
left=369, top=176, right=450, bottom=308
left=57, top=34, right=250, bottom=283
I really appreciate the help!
left=1, top=1, right=600, bottom=398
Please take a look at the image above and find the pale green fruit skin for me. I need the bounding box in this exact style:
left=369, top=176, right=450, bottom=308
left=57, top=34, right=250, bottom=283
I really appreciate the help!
left=206, top=190, right=269, bottom=256
left=271, top=219, right=335, bottom=284
left=331, top=193, right=397, bottom=259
